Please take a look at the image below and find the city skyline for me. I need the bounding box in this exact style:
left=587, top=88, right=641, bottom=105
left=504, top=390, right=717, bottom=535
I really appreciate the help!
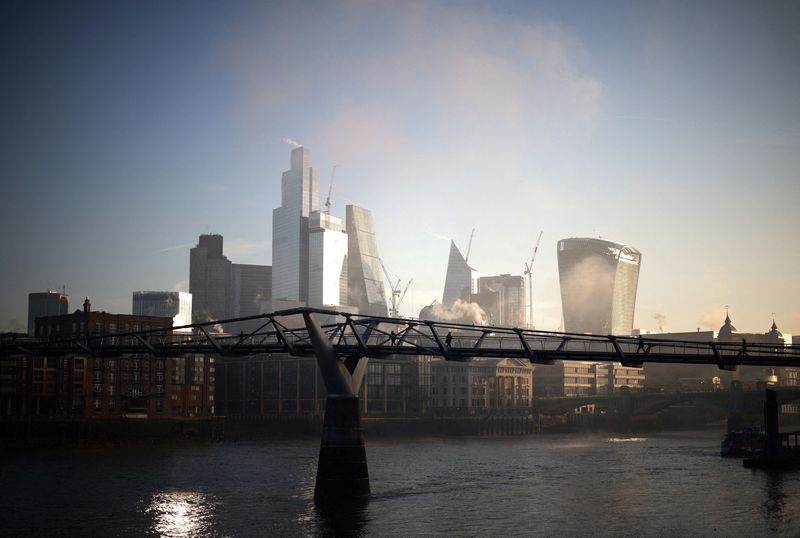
left=1, top=1, right=798, bottom=335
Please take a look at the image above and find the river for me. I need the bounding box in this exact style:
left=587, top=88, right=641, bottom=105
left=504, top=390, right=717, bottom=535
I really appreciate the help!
left=1, top=430, right=798, bottom=536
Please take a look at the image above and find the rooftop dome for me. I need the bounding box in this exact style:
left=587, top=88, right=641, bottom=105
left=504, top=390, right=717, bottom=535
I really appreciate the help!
left=767, top=319, right=783, bottom=338
left=718, top=312, right=736, bottom=340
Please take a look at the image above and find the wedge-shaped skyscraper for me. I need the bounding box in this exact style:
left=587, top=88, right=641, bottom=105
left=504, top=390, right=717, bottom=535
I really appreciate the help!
left=557, top=237, right=641, bottom=335
left=442, top=241, right=479, bottom=307
left=346, top=205, right=388, bottom=316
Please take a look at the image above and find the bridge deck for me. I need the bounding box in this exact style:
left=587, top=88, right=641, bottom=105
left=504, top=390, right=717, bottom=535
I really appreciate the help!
left=2, top=308, right=798, bottom=368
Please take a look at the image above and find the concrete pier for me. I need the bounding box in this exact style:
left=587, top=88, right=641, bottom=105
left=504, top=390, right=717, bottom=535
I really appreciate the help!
left=314, top=395, right=370, bottom=504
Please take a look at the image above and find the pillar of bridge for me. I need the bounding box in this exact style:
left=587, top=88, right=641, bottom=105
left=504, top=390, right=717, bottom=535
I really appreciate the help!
left=302, top=312, right=370, bottom=506
left=764, top=388, right=779, bottom=458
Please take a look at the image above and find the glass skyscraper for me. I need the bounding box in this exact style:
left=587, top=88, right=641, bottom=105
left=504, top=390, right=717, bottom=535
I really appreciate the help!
left=189, top=234, right=231, bottom=323
left=272, top=146, right=319, bottom=303
left=27, top=291, right=69, bottom=336
left=346, top=205, right=388, bottom=316
left=307, top=211, right=348, bottom=308
left=132, top=291, right=193, bottom=328
left=557, top=237, right=641, bottom=335
left=442, top=241, right=479, bottom=307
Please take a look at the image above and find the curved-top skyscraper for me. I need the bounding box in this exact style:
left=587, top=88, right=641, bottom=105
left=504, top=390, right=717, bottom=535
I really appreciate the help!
left=557, top=237, right=641, bottom=335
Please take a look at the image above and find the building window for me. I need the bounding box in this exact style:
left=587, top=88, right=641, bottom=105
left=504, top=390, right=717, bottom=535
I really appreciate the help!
left=94, top=399, right=101, bottom=411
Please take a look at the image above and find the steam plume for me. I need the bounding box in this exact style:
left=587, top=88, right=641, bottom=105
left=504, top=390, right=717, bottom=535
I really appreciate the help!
left=419, top=299, right=488, bottom=325
left=282, top=137, right=302, bottom=148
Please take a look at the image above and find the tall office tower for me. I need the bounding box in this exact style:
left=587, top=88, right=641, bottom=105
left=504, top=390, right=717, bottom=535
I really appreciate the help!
left=231, top=264, right=272, bottom=318
left=308, top=211, right=348, bottom=308
left=557, top=237, right=641, bottom=335
left=272, top=146, right=319, bottom=303
left=442, top=241, right=479, bottom=307
left=27, top=290, right=69, bottom=335
left=477, top=275, right=526, bottom=327
left=189, top=234, right=232, bottom=323
left=345, top=205, right=388, bottom=316
left=132, top=291, right=193, bottom=328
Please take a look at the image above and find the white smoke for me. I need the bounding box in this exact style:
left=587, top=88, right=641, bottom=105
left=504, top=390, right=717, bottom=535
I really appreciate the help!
left=653, top=309, right=667, bottom=333
left=282, top=137, right=302, bottom=148
left=419, top=299, right=488, bottom=325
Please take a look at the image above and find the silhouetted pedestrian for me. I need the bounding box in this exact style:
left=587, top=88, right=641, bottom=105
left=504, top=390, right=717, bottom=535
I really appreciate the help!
left=445, top=331, right=453, bottom=348
left=390, top=331, right=397, bottom=345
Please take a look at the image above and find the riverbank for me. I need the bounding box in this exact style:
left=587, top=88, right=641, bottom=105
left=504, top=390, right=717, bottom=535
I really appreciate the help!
left=0, top=412, right=746, bottom=448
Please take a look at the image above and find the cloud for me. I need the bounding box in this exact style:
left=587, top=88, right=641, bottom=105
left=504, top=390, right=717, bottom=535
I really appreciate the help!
left=158, top=243, right=192, bottom=253
left=201, top=183, right=228, bottom=194
left=220, top=2, right=603, bottom=187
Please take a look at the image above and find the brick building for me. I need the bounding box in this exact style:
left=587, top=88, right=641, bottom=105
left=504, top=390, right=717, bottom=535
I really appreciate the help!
left=8, top=299, right=216, bottom=419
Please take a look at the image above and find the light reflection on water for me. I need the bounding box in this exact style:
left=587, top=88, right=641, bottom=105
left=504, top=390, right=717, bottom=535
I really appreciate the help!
left=145, top=491, right=218, bottom=537
left=2, top=434, right=799, bottom=536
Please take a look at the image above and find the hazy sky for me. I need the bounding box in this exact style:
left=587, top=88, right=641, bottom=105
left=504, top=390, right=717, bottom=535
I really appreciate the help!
left=1, top=0, right=798, bottom=335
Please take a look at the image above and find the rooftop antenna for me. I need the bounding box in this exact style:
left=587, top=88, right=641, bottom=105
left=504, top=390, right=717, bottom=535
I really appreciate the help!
left=465, top=228, right=475, bottom=263
left=325, top=165, right=337, bottom=215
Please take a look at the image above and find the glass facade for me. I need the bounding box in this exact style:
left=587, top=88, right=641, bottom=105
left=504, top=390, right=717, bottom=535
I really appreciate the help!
left=272, top=146, right=319, bottom=303
left=557, top=237, right=641, bottom=336
left=477, top=275, right=526, bottom=327
left=132, top=291, right=192, bottom=328
left=230, top=264, right=271, bottom=318
left=189, top=235, right=231, bottom=323
left=27, top=291, right=69, bottom=336
left=307, top=211, right=348, bottom=307
left=345, top=205, right=388, bottom=316
left=442, top=241, right=479, bottom=307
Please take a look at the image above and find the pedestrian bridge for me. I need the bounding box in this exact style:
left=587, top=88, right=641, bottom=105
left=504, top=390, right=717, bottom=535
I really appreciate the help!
left=4, top=308, right=798, bottom=506
left=3, top=308, right=798, bottom=370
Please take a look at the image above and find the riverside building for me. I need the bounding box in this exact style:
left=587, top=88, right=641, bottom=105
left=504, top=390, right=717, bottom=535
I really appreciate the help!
left=17, top=299, right=215, bottom=418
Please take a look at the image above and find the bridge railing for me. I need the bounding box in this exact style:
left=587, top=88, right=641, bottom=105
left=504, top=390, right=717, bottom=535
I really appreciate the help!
left=2, top=308, right=799, bottom=367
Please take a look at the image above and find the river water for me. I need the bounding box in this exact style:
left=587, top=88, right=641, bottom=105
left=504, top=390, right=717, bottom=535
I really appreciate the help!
left=2, top=431, right=798, bottom=536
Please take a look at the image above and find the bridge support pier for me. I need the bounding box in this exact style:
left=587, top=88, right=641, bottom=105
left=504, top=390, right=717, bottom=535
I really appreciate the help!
left=302, top=312, right=370, bottom=506
left=315, top=395, right=370, bottom=504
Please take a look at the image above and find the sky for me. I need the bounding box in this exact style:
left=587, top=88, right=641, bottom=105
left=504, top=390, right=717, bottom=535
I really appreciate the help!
left=1, top=0, right=798, bottom=335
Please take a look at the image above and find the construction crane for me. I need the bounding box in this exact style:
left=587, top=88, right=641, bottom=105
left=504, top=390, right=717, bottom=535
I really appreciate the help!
left=380, top=259, right=413, bottom=318
left=523, top=231, right=543, bottom=328
left=324, top=165, right=337, bottom=215
left=465, top=228, right=475, bottom=264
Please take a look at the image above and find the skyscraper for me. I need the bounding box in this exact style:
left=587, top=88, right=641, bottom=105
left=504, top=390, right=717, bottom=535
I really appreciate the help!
left=442, top=241, right=479, bottom=307
left=189, top=234, right=272, bottom=324
left=27, top=290, right=69, bottom=336
left=307, top=211, right=348, bottom=308
left=230, top=264, right=272, bottom=318
left=346, top=205, right=388, bottom=316
left=557, top=237, right=641, bottom=335
left=476, top=275, right=526, bottom=327
left=189, top=234, right=232, bottom=323
left=132, top=291, right=193, bottom=328
left=272, top=146, right=319, bottom=304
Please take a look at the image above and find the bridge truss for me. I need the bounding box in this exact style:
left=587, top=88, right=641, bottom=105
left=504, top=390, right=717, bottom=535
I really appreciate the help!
left=2, top=308, right=798, bottom=369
